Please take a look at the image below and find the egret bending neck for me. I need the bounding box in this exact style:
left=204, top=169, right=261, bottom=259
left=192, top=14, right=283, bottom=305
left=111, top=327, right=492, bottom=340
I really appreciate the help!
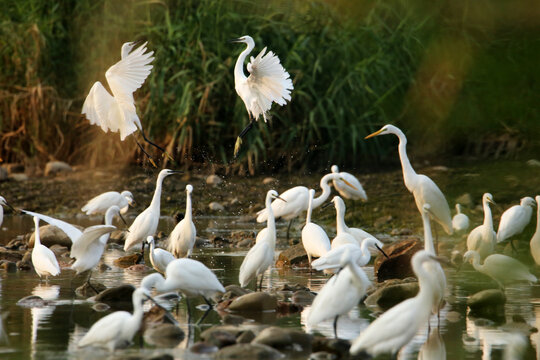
left=422, top=212, right=435, bottom=255
left=234, top=43, right=254, bottom=82
left=185, top=192, right=193, bottom=222
left=312, top=174, right=338, bottom=209
left=266, top=196, right=276, bottom=247
left=150, top=174, right=167, bottom=210
left=335, top=203, right=349, bottom=234
left=482, top=199, right=493, bottom=230
left=394, top=130, right=417, bottom=191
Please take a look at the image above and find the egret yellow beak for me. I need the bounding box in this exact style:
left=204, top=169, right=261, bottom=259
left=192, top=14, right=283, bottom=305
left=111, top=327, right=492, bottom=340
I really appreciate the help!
left=487, top=198, right=496, bottom=206
left=341, top=178, right=357, bottom=190
left=365, top=128, right=384, bottom=139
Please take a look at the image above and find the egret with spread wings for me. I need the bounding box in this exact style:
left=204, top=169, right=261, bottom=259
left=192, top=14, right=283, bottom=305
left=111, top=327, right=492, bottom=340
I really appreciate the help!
left=230, top=35, right=293, bottom=157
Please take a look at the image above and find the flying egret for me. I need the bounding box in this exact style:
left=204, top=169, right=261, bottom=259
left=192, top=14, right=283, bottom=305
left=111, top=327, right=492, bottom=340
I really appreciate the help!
left=78, top=287, right=150, bottom=351
left=463, top=250, right=537, bottom=289
left=82, top=41, right=170, bottom=166
left=452, top=204, right=470, bottom=234
left=81, top=190, right=135, bottom=215
left=240, top=190, right=285, bottom=290
left=301, top=189, right=330, bottom=266
left=529, top=196, right=540, bottom=265
left=0, top=196, right=15, bottom=227
left=365, top=125, right=453, bottom=235
left=30, top=217, right=60, bottom=280
left=330, top=196, right=376, bottom=246
left=256, top=172, right=356, bottom=239
left=147, top=236, right=175, bottom=274
left=330, top=165, right=367, bottom=201
left=141, top=258, right=225, bottom=316
left=168, top=184, right=196, bottom=258
left=497, top=196, right=536, bottom=244
left=466, top=193, right=496, bottom=259
left=230, top=35, right=293, bottom=157
left=349, top=250, right=442, bottom=357
left=312, top=238, right=387, bottom=273
left=123, top=169, right=181, bottom=258
left=307, top=249, right=372, bottom=338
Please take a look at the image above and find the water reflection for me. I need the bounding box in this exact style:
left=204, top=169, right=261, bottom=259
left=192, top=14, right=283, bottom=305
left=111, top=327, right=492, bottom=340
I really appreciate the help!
left=418, top=328, right=446, bottom=360
left=30, top=284, right=60, bottom=360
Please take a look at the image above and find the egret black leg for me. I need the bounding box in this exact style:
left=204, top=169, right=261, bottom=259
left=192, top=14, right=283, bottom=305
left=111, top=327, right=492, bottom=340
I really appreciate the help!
left=186, top=297, right=192, bottom=323
left=333, top=316, right=339, bottom=339
left=234, top=115, right=255, bottom=158
left=258, top=274, right=264, bottom=292
left=135, top=138, right=157, bottom=168
left=286, top=218, right=294, bottom=241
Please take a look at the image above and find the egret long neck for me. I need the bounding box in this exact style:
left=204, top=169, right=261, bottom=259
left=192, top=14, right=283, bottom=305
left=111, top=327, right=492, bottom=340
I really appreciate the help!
left=395, top=130, right=417, bottom=191
left=266, top=195, right=276, bottom=247
left=127, top=291, right=145, bottom=333
left=306, top=194, right=313, bottom=225
left=482, top=199, right=493, bottom=231
left=234, top=43, right=254, bottom=83
left=335, top=202, right=348, bottom=234
left=148, top=240, right=156, bottom=267
left=413, top=259, right=435, bottom=303
left=34, top=227, right=41, bottom=246
left=185, top=192, right=193, bottom=222
left=150, top=173, right=166, bottom=211
left=536, top=203, right=540, bottom=234
left=312, top=174, right=335, bottom=209
left=470, top=252, right=483, bottom=273
left=422, top=211, right=436, bottom=255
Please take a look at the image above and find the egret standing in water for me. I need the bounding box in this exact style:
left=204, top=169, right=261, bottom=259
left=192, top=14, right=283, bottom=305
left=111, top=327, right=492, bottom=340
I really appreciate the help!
left=0, top=196, right=15, bottom=227
left=466, top=193, right=496, bottom=259
left=81, top=190, right=135, bottom=215
left=30, top=217, right=60, bottom=280
left=124, top=169, right=181, bottom=258
left=350, top=250, right=443, bottom=357
left=330, top=165, right=367, bottom=201
left=147, top=236, right=175, bottom=274
left=230, top=35, right=293, bottom=157
left=529, top=196, right=540, bottom=265
left=301, top=189, right=330, bottom=266
left=452, top=204, right=470, bottom=235
left=168, top=184, right=196, bottom=258
left=82, top=41, right=170, bottom=165
left=365, top=125, right=453, bottom=235
left=497, top=196, right=536, bottom=245
left=240, top=190, right=285, bottom=290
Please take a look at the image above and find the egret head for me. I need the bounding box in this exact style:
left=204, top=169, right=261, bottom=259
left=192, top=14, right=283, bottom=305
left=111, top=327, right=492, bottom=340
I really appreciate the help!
left=364, top=124, right=400, bottom=139
left=363, top=237, right=389, bottom=259
left=186, top=184, right=193, bottom=194
left=462, top=250, right=478, bottom=264
left=268, top=190, right=286, bottom=203
left=141, top=272, right=164, bottom=291
left=0, top=197, right=15, bottom=211
left=331, top=165, right=339, bottom=173
left=229, top=35, right=255, bottom=47
left=121, top=191, right=135, bottom=206
left=146, top=236, right=155, bottom=245
left=483, top=193, right=495, bottom=205
left=160, top=169, right=182, bottom=178
left=521, top=197, right=536, bottom=208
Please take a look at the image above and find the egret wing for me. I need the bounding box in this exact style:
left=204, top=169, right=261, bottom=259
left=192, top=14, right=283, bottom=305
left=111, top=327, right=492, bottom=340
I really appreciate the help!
left=82, top=82, right=116, bottom=133
left=81, top=191, right=121, bottom=214
left=78, top=311, right=129, bottom=348
left=22, top=210, right=83, bottom=243
left=497, top=206, right=526, bottom=242
left=246, top=47, right=293, bottom=121
left=70, top=225, right=116, bottom=259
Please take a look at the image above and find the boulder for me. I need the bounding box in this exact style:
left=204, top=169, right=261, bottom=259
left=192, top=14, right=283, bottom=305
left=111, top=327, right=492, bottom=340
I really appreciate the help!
left=190, top=342, right=219, bottom=354
left=364, top=279, right=419, bottom=310
left=209, top=202, right=225, bottom=211
left=28, top=225, right=74, bottom=248
left=94, top=285, right=135, bottom=311
left=0, top=261, right=17, bottom=273
left=311, top=337, right=350, bottom=358
left=16, top=295, right=52, bottom=308
left=201, top=326, right=246, bottom=342
left=262, top=177, right=278, bottom=185
left=113, top=254, right=140, bottom=268
left=204, top=329, right=237, bottom=348
left=144, top=323, right=185, bottom=347
left=219, top=285, right=252, bottom=302
left=206, top=175, right=223, bottom=186
left=237, top=330, right=256, bottom=343
left=228, top=292, right=277, bottom=312
left=76, top=281, right=106, bottom=298
left=252, top=326, right=312, bottom=351
left=373, top=239, right=423, bottom=282
left=222, top=314, right=247, bottom=326
left=44, top=161, right=72, bottom=176
left=215, top=343, right=283, bottom=360
left=467, top=289, right=506, bottom=319
left=276, top=244, right=308, bottom=268
left=0, top=249, right=24, bottom=263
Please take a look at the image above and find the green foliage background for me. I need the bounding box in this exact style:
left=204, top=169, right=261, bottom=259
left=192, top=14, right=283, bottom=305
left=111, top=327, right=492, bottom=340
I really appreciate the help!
left=1, top=0, right=539, bottom=173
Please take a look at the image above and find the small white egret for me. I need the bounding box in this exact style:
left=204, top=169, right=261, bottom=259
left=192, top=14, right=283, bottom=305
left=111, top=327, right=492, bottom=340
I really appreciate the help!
left=452, top=203, right=470, bottom=234
left=30, top=217, right=60, bottom=280
left=307, top=249, right=372, bottom=338
left=123, top=169, right=181, bottom=257
left=463, top=250, right=537, bottom=289
left=78, top=287, right=150, bottom=351
left=301, top=189, right=330, bottom=266
left=529, top=196, right=540, bottom=265
left=349, top=250, right=442, bottom=357
left=81, top=190, right=135, bottom=215
left=82, top=41, right=170, bottom=165
left=141, top=258, right=225, bottom=314
left=330, top=165, right=367, bottom=201
left=497, top=196, right=536, bottom=244
left=168, top=184, right=196, bottom=258
left=466, top=193, right=496, bottom=259
left=256, top=172, right=356, bottom=239
left=240, top=190, right=285, bottom=290
left=365, top=125, right=453, bottom=235
left=312, top=238, right=387, bottom=272
left=147, top=236, right=175, bottom=274
left=0, top=196, right=15, bottom=228
left=230, top=35, right=293, bottom=157
left=331, top=196, right=376, bottom=245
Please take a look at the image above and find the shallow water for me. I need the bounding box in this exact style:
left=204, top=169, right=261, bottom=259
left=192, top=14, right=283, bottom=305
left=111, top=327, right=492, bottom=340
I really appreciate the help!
left=0, top=160, right=540, bottom=359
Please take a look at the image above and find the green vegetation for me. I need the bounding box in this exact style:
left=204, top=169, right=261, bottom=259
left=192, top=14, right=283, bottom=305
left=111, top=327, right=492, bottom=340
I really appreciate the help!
left=1, top=0, right=539, bottom=173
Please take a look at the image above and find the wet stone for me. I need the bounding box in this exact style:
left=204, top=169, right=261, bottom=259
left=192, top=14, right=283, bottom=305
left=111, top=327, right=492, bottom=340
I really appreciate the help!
left=126, top=264, right=151, bottom=272
left=144, top=323, right=185, bottom=348
left=309, top=352, right=337, bottom=360
left=222, top=314, right=247, bottom=325
left=236, top=330, right=256, bottom=343
left=28, top=225, right=74, bottom=248
left=94, top=284, right=135, bottom=310
left=209, top=202, right=225, bottom=211
left=311, top=337, right=350, bottom=358
left=0, top=249, right=24, bottom=262
left=204, top=329, right=237, bottom=348
left=76, top=282, right=106, bottom=298
left=291, top=290, right=315, bottom=305
left=190, top=342, right=219, bottom=354
left=219, top=284, right=252, bottom=302
left=467, top=289, right=506, bottom=319
left=373, top=239, right=423, bottom=282
left=0, top=261, right=17, bottom=272
left=206, top=175, right=223, bottom=186
left=16, top=295, right=52, bottom=308
left=215, top=343, right=283, bottom=360
left=44, top=161, right=72, bottom=176
left=201, top=326, right=246, bottom=343
left=252, top=326, right=313, bottom=351
left=113, top=254, right=140, bottom=267
left=364, top=279, right=419, bottom=310
left=228, top=292, right=277, bottom=312
left=276, top=244, right=308, bottom=268
left=92, top=303, right=110, bottom=312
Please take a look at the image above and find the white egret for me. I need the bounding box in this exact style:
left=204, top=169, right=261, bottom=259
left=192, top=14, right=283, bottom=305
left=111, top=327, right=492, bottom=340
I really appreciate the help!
left=497, top=196, right=536, bottom=244
left=312, top=238, right=387, bottom=272
left=30, top=217, right=60, bottom=280
left=529, top=196, right=540, bottom=265
left=307, top=249, right=371, bottom=338
left=230, top=35, right=293, bottom=157
left=330, top=165, right=367, bottom=201
left=331, top=196, right=376, bottom=245
left=349, top=250, right=441, bottom=357
left=301, top=189, right=330, bottom=266
left=78, top=287, right=150, bottom=351
left=330, top=232, right=358, bottom=250
left=240, top=190, right=285, bottom=290
left=82, top=41, right=170, bottom=165
left=123, top=169, right=181, bottom=257
left=365, top=125, right=453, bottom=235
left=141, top=258, right=225, bottom=312
left=463, top=250, right=537, bottom=289
left=421, top=203, right=446, bottom=315
left=256, top=172, right=356, bottom=239
left=168, top=184, right=196, bottom=258
left=466, top=193, right=496, bottom=259
left=147, top=236, right=175, bottom=274
left=0, top=196, right=15, bottom=228
left=81, top=190, right=135, bottom=215
left=452, top=203, right=470, bottom=234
